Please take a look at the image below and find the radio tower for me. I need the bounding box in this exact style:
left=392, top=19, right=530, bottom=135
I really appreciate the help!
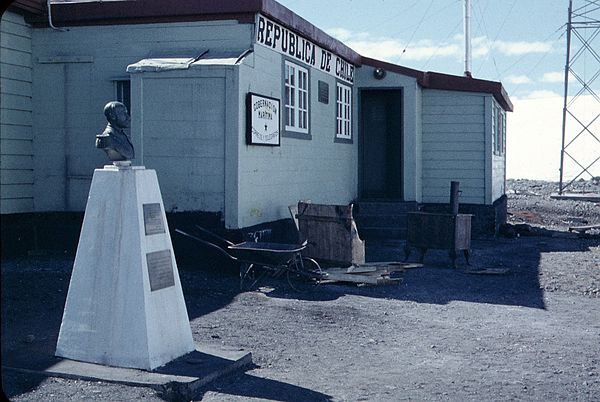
left=559, top=0, right=600, bottom=194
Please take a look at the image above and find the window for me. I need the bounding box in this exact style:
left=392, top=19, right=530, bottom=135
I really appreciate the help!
left=492, top=102, right=505, bottom=155
left=336, top=82, right=352, bottom=139
left=284, top=61, right=309, bottom=133
left=115, top=80, right=131, bottom=114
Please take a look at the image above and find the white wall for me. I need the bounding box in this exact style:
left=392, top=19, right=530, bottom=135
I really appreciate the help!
left=129, top=68, right=235, bottom=215
left=31, top=20, right=252, bottom=212
left=421, top=89, right=486, bottom=204
left=1, top=10, right=34, bottom=214
left=234, top=45, right=358, bottom=228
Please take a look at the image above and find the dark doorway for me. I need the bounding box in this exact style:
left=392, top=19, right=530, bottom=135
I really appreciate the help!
left=360, top=89, right=403, bottom=199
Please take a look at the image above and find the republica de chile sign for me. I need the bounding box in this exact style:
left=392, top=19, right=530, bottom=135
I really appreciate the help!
left=255, top=14, right=354, bottom=84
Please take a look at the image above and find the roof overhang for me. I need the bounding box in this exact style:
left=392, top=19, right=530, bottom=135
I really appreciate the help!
left=362, top=57, right=513, bottom=112
left=27, top=0, right=362, bottom=65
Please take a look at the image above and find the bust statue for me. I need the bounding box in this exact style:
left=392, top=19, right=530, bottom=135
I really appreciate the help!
left=95, top=101, right=135, bottom=162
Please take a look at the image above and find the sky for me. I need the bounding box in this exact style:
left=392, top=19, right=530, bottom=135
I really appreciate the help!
left=278, top=0, right=600, bottom=181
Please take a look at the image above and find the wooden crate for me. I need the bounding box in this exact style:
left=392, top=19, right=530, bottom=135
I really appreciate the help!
left=297, top=202, right=365, bottom=265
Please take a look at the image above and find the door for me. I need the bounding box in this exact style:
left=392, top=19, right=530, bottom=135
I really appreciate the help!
left=360, top=89, right=403, bottom=199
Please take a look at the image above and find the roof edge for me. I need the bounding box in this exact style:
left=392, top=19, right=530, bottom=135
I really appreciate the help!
left=362, top=56, right=512, bottom=112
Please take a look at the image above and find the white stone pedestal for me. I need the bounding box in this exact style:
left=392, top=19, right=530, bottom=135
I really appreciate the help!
left=56, top=165, right=195, bottom=370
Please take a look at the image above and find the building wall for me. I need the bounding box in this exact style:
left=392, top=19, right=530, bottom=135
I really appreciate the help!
left=421, top=89, right=486, bottom=204
left=129, top=70, right=232, bottom=214
left=1, top=10, right=34, bottom=214
left=31, top=20, right=252, bottom=212
left=234, top=45, right=358, bottom=228
left=354, top=65, right=422, bottom=202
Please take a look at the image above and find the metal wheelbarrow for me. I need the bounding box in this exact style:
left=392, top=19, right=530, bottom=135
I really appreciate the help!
left=175, top=225, right=325, bottom=291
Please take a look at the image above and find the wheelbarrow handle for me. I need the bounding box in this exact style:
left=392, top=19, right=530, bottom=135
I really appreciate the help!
left=175, top=229, right=238, bottom=262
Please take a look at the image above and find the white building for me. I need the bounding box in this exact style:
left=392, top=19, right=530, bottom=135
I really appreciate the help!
left=1, top=0, right=512, bottom=251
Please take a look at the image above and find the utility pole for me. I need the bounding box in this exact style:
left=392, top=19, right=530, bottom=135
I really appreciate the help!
left=559, top=0, right=600, bottom=193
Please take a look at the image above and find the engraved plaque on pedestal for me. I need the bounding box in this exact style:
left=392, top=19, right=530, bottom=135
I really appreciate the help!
left=143, top=203, right=165, bottom=235
left=146, top=250, right=175, bottom=291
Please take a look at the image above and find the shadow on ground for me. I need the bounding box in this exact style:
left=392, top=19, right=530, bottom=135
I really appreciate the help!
left=2, top=232, right=596, bottom=400
left=257, top=234, right=597, bottom=310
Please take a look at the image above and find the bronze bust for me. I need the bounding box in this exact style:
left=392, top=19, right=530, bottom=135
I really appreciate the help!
left=96, top=101, right=134, bottom=162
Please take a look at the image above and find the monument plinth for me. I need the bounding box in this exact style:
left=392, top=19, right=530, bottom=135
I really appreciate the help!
left=56, top=164, right=195, bottom=370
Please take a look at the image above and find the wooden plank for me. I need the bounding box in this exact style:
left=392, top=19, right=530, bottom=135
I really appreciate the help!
left=0, top=19, right=32, bottom=39
left=0, top=108, right=32, bottom=126
left=423, top=94, right=484, bottom=107
left=0, top=77, right=32, bottom=96
left=424, top=105, right=484, bottom=115
left=1, top=47, right=32, bottom=68
left=0, top=169, right=34, bottom=184
left=1, top=93, right=32, bottom=111
left=0, top=139, right=32, bottom=155
left=422, top=177, right=484, bottom=188
left=0, top=124, right=32, bottom=140
left=422, top=123, right=483, bottom=134
left=422, top=159, right=484, bottom=170
left=0, top=183, right=33, bottom=198
left=0, top=154, right=32, bottom=169
left=464, top=268, right=510, bottom=275
left=550, top=193, right=600, bottom=202
left=0, top=32, right=31, bottom=53
left=423, top=141, right=483, bottom=151
left=568, top=224, right=600, bottom=233
left=423, top=150, right=485, bottom=161
left=422, top=133, right=484, bottom=143
left=423, top=168, right=483, bottom=179
left=0, top=197, right=33, bottom=214
left=322, top=272, right=398, bottom=285
left=422, top=114, right=484, bottom=125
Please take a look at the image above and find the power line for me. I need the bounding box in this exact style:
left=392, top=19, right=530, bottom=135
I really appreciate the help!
left=398, top=0, right=435, bottom=60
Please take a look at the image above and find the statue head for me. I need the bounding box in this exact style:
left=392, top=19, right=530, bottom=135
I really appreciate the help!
left=103, top=101, right=130, bottom=129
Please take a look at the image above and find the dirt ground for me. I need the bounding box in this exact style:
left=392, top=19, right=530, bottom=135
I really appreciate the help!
left=2, top=179, right=599, bottom=401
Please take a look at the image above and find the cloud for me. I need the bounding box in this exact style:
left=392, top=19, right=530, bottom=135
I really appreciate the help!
left=326, top=28, right=554, bottom=64
left=524, top=89, right=563, bottom=99
left=542, top=71, right=565, bottom=83
left=493, top=40, right=553, bottom=56
left=506, top=75, right=532, bottom=84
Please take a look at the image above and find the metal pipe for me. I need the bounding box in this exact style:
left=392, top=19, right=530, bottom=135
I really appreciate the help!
left=464, top=0, right=472, bottom=77
left=450, top=181, right=460, bottom=215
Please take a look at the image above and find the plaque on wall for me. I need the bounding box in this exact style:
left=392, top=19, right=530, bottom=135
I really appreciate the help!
left=146, top=250, right=175, bottom=292
left=318, top=81, right=329, bottom=104
left=246, top=92, right=280, bottom=146
left=143, top=203, right=165, bottom=235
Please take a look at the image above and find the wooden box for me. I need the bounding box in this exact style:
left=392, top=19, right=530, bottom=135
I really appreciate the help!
left=405, top=212, right=472, bottom=266
left=296, top=202, right=365, bottom=265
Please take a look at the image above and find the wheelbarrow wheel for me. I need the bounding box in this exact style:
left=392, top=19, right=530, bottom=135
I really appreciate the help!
left=287, top=257, right=323, bottom=292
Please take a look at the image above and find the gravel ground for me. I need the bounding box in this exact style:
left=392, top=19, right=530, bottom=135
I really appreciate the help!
left=2, top=180, right=599, bottom=401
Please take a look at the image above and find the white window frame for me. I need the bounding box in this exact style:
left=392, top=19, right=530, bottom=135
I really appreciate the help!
left=284, top=60, right=309, bottom=134
left=115, top=79, right=131, bottom=114
left=336, top=82, right=352, bottom=140
left=492, top=102, right=505, bottom=156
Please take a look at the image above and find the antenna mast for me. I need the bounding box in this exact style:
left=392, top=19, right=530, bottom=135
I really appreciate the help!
left=464, top=0, right=472, bottom=77
left=559, top=0, right=600, bottom=193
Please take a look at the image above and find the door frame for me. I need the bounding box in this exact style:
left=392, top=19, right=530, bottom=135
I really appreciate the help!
left=358, top=87, right=404, bottom=200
